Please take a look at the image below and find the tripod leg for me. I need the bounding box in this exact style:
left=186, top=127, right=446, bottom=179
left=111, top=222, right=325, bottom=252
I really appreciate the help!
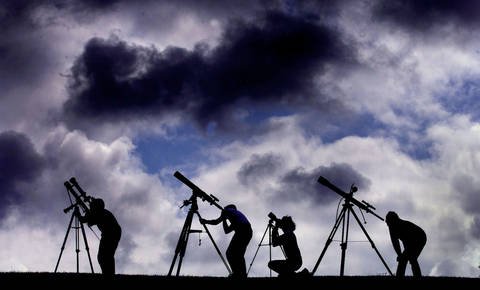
left=196, top=212, right=232, bottom=275
left=349, top=208, right=393, bottom=276
left=75, top=213, right=80, bottom=272
left=311, top=206, right=348, bottom=275
left=247, top=223, right=270, bottom=275
left=268, top=224, right=272, bottom=277
left=175, top=213, right=193, bottom=277
left=340, top=206, right=351, bottom=276
left=54, top=211, right=76, bottom=272
left=79, top=220, right=95, bottom=273
left=168, top=208, right=194, bottom=276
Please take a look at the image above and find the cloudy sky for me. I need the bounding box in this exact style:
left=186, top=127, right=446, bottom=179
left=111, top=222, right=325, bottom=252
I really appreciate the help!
left=1, top=0, right=480, bottom=277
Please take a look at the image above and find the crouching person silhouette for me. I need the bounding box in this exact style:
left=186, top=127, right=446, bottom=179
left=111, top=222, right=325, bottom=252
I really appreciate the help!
left=80, top=198, right=122, bottom=275
left=268, top=216, right=303, bottom=277
left=200, top=204, right=252, bottom=278
left=385, top=211, right=426, bottom=277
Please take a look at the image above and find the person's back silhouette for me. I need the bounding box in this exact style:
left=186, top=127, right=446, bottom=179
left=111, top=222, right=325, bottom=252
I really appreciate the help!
left=385, top=211, right=426, bottom=277
left=80, top=198, right=121, bottom=275
left=200, top=204, right=252, bottom=278
left=268, top=215, right=302, bottom=277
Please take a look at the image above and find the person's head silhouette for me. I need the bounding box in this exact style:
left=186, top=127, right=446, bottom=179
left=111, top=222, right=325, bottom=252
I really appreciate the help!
left=225, top=204, right=237, bottom=211
left=385, top=211, right=400, bottom=226
left=280, top=216, right=296, bottom=232
left=90, top=198, right=105, bottom=212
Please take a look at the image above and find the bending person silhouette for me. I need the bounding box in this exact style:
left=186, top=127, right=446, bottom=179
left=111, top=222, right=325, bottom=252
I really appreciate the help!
left=268, top=215, right=302, bottom=277
left=80, top=198, right=122, bottom=275
left=385, top=211, right=426, bottom=277
left=200, top=204, right=252, bottom=278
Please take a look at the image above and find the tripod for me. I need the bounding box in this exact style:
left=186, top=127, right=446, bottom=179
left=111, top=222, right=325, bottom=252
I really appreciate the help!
left=168, top=194, right=232, bottom=276
left=54, top=205, right=94, bottom=273
left=310, top=195, right=393, bottom=276
left=247, top=220, right=285, bottom=277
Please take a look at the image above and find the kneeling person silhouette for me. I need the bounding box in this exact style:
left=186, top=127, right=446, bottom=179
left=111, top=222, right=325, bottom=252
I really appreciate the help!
left=268, top=216, right=303, bottom=277
left=80, top=198, right=122, bottom=275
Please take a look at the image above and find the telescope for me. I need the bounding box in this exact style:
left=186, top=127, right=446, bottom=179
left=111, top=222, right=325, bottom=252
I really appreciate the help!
left=174, top=171, right=223, bottom=210
left=169, top=171, right=231, bottom=276
left=55, top=177, right=96, bottom=273
left=317, top=176, right=383, bottom=221
left=312, top=175, right=392, bottom=276
left=268, top=212, right=279, bottom=222
left=63, top=177, right=92, bottom=214
left=69, top=177, right=90, bottom=200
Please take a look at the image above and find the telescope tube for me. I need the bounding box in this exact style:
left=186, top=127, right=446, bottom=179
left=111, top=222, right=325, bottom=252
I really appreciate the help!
left=318, top=176, right=383, bottom=221
left=174, top=171, right=223, bottom=210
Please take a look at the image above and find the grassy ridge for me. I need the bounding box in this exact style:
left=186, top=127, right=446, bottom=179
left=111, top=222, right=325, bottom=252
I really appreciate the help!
left=0, top=273, right=478, bottom=289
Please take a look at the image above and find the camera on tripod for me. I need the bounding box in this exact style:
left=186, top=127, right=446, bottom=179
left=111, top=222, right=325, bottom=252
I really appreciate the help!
left=268, top=212, right=281, bottom=227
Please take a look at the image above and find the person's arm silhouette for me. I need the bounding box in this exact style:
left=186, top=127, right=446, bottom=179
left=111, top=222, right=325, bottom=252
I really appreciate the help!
left=200, top=210, right=225, bottom=226
left=222, top=213, right=233, bottom=234
left=200, top=216, right=222, bottom=225
left=78, top=209, right=96, bottom=227
left=389, top=230, right=403, bottom=261
left=272, top=225, right=282, bottom=247
left=78, top=213, right=89, bottom=224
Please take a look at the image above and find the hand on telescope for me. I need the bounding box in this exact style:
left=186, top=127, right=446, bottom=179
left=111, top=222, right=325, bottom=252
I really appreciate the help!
left=272, top=224, right=279, bottom=233
left=199, top=218, right=206, bottom=224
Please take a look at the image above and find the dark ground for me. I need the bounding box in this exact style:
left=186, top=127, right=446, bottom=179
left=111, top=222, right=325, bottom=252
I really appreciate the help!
left=0, top=273, right=478, bottom=290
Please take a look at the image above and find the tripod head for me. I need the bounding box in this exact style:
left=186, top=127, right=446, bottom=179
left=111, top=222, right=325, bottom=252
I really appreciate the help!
left=179, top=195, right=200, bottom=212
left=317, top=176, right=383, bottom=221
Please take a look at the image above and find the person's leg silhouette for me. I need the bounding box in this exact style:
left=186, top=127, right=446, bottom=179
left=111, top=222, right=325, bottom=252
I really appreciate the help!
left=396, top=255, right=408, bottom=277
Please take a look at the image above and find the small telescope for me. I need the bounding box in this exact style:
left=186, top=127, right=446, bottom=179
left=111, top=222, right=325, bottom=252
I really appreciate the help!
left=268, top=212, right=279, bottom=222
left=63, top=177, right=93, bottom=214
left=174, top=171, right=223, bottom=210
left=268, top=212, right=283, bottom=228
left=317, top=176, right=383, bottom=221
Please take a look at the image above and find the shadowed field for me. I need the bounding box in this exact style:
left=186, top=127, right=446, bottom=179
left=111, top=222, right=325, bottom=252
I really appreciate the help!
left=0, top=273, right=479, bottom=289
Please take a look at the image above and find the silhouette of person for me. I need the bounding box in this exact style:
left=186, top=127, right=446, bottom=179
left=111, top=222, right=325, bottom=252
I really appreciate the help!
left=385, top=211, right=426, bottom=277
left=80, top=198, right=122, bottom=275
left=200, top=204, right=252, bottom=278
left=268, top=215, right=303, bottom=277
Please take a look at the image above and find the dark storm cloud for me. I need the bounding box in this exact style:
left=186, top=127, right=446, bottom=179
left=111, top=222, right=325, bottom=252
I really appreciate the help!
left=0, top=0, right=119, bottom=27
left=278, top=162, right=370, bottom=204
left=451, top=174, right=480, bottom=215
left=0, top=131, right=45, bottom=216
left=238, top=153, right=284, bottom=186
left=63, top=10, right=354, bottom=132
left=0, top=0, right=120, bottom=95
left=373, top=0, right=480, bottom=31
left=0, top=1, right=51, bottom=92
left=0, top=0, right=39, bottom=28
